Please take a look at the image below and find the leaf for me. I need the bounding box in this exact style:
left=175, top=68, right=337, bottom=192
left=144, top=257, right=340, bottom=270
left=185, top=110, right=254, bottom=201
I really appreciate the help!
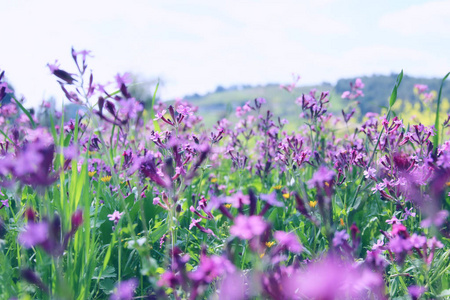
left=92, top=266, right=116, bottom=280
left=350, top=196, right=362, bottom=211
left=151, top=222, right=168, bottom=243
left=433, top=71, right=450, bottom=151
left=362, top=217, right=378, bottom=235
left=150, top=81, right=161, bottom=132
left=102, top=234, right=116, bottom=271
left=389, top=70, right=403, bottom=108
left=438, top=289, right=450, bottom=297
left=99, top=279, right=115, bottom=294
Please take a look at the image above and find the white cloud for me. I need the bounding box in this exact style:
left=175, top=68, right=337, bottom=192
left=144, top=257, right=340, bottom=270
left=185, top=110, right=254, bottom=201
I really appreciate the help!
left=0, top=0, right=447, bottom=108
left=379, top=0, right=450, bottom=36
left=331, top=45, right=450, bottom=78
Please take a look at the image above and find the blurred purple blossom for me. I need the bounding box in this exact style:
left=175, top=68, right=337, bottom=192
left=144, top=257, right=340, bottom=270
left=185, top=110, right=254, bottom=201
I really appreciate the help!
left=307, top=166, right=335, bottom=189
left=408, top=285, right=426, bottom=300
left=274, top=231, right=303, bottom=253
left=18, top=221, right=49, bottom=248
left=115, top=72, right=132, bottom=88
left=260, top=192, right=283, bottom=207
left=283, top=257, right=383, bottom=299
left=230, top=215, right=268, bottom=240
left=110, top=278, right=138, bottom=300
left=333, top=230, right=349, bottom=247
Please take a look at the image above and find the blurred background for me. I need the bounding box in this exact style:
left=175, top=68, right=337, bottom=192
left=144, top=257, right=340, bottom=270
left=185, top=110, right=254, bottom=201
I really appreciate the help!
left=1, top=0, right=449, bottom=124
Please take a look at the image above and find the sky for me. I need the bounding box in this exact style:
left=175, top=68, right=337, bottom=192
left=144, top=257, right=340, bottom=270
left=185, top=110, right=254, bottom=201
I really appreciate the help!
left=1, top=0, right=450, bottom=107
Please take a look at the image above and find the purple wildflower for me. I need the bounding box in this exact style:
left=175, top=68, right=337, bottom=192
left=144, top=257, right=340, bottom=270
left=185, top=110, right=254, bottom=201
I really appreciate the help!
left=176, top=104, right=193, bottom=116
left=408, top=285, right=426, bottom=300
left=1, top=199, right=9, bottom=208
left=115, top=73, right=132, bottom=87
left=307, top=166, right=335, bottom=189
left=119, top=98, right=143, bottom=119
left=274, top=231, right=303, bottom=253
left=365, top=249, right=388, bottom=270
left=363, top=167, right=376, bottom=179
left=386, top=215, right=403, bottom=225
left=260, top=192, right=283, bottom=207
left=388, top=236, right=412, bottom=254
left=283, top=257, right=383, bottom=299
left=108, top=211, right=124, bottom=222
left=227, top=191, right=250, bottom=208
left=421, top=210, right=449, bottom=228
left=189, top=254, right=235, bottom=283
left=409, top=234, right=427, bottom=249
left=18, top=222, right=49, bottom=248
left=230, top=215, right=268, bottom=240
left=73, top=49, right=93, bottom=61
left=333, top=230, right=349, bottom=247
left=427, top=236, right=443, bottom=249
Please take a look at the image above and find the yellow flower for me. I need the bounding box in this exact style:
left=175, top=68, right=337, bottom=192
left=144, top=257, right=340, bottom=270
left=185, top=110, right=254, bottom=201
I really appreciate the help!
left=224, top=204, right=232, bottom=209
left=88, top=151, right=96, bottom=155
left=88, top=171, right=96, bottom=177
left=446, top=181, right=450, bottom=187
left=265, top=241, right=275, bottom=248
left=101, top=176, right=112, bottom=183
left=211, top=178, right=217, bottom=183
left=340, top=218, right=345, bottom=226
left=324, top=182, right=330, bottom=187
left=309, top=200, right=317, bottom=208
left=282, top=193, right=290, bottom=199
left=260, top=253, right=265, bottom=258
left=273, top=185, right=282, bottom=190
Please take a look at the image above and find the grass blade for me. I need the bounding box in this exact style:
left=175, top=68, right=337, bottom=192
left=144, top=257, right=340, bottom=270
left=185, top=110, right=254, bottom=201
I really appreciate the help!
left=433, top=72, right=450, bottom=151
left=0, top=128, right=16, bottom=146
left=389, top=70, right=403, bottom=108
left=150, top=80, right=160, bottom=132
left=11, top=95, right=36, bottom=129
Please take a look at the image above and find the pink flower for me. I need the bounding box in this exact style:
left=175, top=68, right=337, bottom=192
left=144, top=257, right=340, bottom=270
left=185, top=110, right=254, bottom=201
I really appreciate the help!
left=154, top=110, right=166, bottom=121
left=341, top=91, right=351, bottom=99
left=341, top=78, right=364, bottom=100
left=354, top=78, right=365, bottom=89
left=230, top=215, right=268, bottom=240
left=73, top=49, right=93, bottom=61
left=1, top=199, right=9, bottom=208
left=363, top=167, right=376, bottom=179
left=108, top=211, right=124, bottom=222
left=414, top=84, right=428, bottom=94
left=177, top=104, right=193, bottom=116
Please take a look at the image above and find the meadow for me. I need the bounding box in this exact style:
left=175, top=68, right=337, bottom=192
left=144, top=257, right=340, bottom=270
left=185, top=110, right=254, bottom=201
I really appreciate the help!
left=0, top=49, right=449, bottom=299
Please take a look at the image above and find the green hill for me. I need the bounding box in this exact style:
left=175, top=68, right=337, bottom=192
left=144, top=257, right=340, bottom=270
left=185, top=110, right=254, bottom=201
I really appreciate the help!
left=181, top=74, right=450, bottom=127
left=185, top=83, right=342, bottom=126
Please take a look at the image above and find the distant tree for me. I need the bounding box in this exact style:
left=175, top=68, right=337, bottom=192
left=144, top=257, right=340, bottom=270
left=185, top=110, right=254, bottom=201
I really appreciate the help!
left=215, top=85, right=226, bottom=93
